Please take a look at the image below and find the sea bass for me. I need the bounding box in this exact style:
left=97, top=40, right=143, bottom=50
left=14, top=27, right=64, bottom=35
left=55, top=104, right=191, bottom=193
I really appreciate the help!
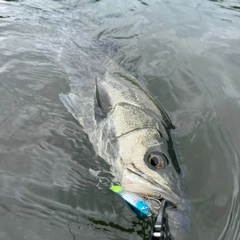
left=60, top=58, right=190, bottom=238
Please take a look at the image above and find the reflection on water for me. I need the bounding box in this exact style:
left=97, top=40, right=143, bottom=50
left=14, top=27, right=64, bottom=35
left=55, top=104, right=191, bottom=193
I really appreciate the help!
left=208, top=0, right=240, bottom=20
left=0, top=0, right=240, bottom=239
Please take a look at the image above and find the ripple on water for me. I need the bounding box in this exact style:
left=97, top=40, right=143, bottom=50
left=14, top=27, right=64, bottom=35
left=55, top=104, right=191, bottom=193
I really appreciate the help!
left=1, top=0, right=240, bottom=239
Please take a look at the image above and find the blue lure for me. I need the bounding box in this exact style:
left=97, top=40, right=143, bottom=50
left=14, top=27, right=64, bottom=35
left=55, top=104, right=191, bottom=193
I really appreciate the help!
left=110, top=184, right=151, bottom=219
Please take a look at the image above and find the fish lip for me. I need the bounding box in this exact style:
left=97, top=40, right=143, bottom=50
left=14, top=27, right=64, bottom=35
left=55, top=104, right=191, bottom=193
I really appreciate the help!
left=122, top=182, right=189, bottom=212
left=122, top=180, right=191, bottom=231
left=122, top=168, right=190, bottom=213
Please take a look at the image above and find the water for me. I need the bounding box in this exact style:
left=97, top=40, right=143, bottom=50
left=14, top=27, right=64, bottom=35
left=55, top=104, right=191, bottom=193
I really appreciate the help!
left=0, top=0, right=240, bottom=239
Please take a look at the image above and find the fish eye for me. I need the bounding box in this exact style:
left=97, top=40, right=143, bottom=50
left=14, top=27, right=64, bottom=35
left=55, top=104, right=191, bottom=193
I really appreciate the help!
left=148, top=152, right=167, bottom=169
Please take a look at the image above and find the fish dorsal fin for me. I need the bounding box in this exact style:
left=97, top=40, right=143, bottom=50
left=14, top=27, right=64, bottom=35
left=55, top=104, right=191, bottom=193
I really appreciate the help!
left=94, top=77, right=106, bottom=118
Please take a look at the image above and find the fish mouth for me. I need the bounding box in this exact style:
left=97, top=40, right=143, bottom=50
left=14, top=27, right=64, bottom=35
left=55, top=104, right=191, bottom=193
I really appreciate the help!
left=122, top=182, right=185, bottom=212
left=122, top=168, right=190, bottom=214
left=121, top=167, right=191, bottom=231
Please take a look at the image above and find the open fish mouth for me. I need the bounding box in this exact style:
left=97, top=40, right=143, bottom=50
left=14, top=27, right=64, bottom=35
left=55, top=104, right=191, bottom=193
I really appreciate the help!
left=122, top=168, right=190, bottom=213
left=121, top=169, right=191, bottom=231
left=122, top=182, right=184, bottom=213
left=122, top=182, right=190, bottom=233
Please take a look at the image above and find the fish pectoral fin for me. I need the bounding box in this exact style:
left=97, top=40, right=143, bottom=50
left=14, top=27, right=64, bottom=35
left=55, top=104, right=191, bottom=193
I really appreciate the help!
left=60, top=76, right=107, bottom=129
left=59, top=92, right=96, bottom=128
left=59, top=92, right=81, bottom=121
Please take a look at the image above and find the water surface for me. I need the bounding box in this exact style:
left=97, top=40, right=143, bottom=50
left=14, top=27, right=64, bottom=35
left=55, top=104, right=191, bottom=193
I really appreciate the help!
left=0, top=0, right=240, bottom=239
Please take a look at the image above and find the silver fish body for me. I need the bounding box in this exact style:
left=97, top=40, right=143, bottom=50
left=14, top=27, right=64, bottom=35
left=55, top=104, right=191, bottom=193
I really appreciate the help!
left=60, top=59, right=190, bottom=237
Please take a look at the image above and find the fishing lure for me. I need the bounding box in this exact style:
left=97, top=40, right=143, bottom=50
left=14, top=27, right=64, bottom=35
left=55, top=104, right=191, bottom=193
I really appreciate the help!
left=110, top=183, right=151, bottom=219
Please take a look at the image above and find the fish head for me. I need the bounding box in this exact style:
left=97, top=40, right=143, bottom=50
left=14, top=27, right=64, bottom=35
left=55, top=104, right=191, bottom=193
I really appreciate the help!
left=115, top=128, right=190, bottom=233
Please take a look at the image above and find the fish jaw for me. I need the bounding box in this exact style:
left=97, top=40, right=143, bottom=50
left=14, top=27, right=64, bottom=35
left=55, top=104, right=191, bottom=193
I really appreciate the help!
left=121, top=168, right=190, bottom=227
left=121, top=174, right=190, bottom=235
left=122, top=180, right=189, bottom=213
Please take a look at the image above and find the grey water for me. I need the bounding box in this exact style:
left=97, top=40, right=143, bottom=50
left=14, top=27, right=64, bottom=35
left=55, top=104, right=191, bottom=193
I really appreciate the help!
left=0, top=0, right=240, bottom=239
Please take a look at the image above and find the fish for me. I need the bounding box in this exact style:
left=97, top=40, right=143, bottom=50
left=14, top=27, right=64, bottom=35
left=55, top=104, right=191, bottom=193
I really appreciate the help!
left=59, top=57, right=190, bottom=238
